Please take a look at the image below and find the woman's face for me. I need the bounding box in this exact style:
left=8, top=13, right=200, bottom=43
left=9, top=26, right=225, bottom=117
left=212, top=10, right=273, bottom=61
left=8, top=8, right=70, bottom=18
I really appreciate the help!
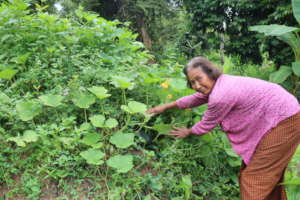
left=187, top=68, right=216, bottom=95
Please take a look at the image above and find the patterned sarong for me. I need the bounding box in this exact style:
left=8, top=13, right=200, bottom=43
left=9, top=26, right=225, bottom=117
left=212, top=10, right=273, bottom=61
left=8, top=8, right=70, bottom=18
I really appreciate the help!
left=239, top=111, right=300, bottom=200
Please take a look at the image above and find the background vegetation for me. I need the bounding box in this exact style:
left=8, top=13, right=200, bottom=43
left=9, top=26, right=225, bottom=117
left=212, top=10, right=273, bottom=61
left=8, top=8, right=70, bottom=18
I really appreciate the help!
left=0, top=0, right=299, bottom=199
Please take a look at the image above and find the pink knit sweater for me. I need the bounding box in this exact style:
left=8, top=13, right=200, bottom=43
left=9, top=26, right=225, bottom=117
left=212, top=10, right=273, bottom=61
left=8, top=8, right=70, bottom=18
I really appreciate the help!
left=176, top=74, right=300, bottom=165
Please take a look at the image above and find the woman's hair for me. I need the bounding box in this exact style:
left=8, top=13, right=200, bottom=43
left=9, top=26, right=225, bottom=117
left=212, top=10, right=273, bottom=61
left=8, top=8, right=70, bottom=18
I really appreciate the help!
left=183, top=56, right=222, bottom=88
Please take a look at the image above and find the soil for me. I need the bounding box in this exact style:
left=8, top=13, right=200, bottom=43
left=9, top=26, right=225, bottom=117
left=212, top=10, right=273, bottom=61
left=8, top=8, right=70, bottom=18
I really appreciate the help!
left=0, top=176, right=100, bottom=200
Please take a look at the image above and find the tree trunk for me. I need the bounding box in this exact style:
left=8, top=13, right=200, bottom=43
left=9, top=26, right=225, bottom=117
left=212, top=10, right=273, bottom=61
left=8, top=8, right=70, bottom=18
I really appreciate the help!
left=220, top=33, right=225, bottom=65
left=136, top=15, right=152, bottom=50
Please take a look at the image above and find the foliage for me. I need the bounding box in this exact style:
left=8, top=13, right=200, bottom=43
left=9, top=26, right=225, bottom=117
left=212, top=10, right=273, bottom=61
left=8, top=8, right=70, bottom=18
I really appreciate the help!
left=0, top=1, right=240, bottom=199
left=202, top=51, right=275, bottom=81
left=284, top=146, right=300, bottom=199
left=42, top=0, right=187, bottom=62
left=250, top=0, right=300, bottom=97
left=182, top=0, right=298, bottom=65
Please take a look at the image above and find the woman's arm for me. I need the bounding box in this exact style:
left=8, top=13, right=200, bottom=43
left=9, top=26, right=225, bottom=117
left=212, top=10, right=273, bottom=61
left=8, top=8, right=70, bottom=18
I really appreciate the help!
left=169, top=97, right=236, bottom=138
left=146, top=92, right=208, bottom=115
left=176, top=92, right=208, bottom=109
left=146, top=101, right=178, bottom=114
left=191, top=96, right=237, bottom=135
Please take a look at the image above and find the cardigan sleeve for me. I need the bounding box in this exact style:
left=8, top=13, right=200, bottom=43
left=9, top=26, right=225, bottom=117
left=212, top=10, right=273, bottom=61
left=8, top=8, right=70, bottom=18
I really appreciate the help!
left=191, top=95, right=237, bottom=135
left=175, top=93, right=208, bottom=109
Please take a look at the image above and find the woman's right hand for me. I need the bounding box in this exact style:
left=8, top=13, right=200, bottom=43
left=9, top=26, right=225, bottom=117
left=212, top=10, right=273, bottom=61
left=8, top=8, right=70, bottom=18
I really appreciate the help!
left=145, top=105, right=167, bottom=115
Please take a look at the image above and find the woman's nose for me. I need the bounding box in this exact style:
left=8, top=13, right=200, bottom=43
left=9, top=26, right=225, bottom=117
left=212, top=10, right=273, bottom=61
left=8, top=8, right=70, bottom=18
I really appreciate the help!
left=194, top=81, right=201, bottom=89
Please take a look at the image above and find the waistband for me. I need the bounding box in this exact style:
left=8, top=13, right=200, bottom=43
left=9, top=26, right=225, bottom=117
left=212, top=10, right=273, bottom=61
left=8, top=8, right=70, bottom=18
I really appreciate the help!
left=278, top=109, right=300, bottom=126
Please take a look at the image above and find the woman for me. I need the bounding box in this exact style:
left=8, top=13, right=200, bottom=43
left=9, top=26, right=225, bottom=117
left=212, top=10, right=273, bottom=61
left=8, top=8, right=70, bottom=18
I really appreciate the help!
left=146, top=56, right=300, bottom=200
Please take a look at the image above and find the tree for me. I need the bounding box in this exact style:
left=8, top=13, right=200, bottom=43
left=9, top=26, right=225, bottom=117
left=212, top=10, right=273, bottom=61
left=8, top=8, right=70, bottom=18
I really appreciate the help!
left=28, top=0, right=186, bottom=59
left=53, top=0, right=178, bottom=51
left=183, top=0, right=298, bottom=66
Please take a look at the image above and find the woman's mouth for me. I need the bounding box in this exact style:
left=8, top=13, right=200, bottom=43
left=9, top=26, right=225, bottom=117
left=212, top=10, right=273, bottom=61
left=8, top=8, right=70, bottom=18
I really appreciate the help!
left=197, top=86, right=210, bottom=94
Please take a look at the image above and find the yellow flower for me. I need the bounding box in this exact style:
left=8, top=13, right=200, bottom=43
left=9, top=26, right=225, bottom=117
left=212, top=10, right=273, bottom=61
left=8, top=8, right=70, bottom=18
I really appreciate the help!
left=167, top=94, right=173, bottom=99
left=160, top=80, right=169, bottom=89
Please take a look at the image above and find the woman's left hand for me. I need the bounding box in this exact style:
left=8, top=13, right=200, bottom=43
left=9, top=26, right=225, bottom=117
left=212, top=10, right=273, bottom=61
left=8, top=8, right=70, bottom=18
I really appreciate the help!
left=169, top=127, right=192, bottom=139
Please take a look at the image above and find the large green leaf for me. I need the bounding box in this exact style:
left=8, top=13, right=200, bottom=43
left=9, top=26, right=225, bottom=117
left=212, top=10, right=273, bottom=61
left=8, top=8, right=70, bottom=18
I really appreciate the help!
left=105, top=118, right=118, bottom=128
left=22, top=130, right=38, bottom=143
left=269, top=66, right=292, bottom=83
left=128, top=101, right=147, bottom=113
left=16, top=100, right=42, bottom=121
left=88, top=86, right=111, bottom=99
left=58, top=137, right=74, bottom=146
left=39, top=94, right=64, bottom=107
left=7, top=136, right=25, bottom=147
left=292, top=62, right=300, bottom=76
left=121, top=101, right=147, bottom=114
left=141, top=73, right=161, bottom=84
left=72, top=93, right=95, bottom=109
left=111, top=76, right=134, bottom=89
left=7, top=130, right=39, bottom=147
left=293, top=0, right=300, bottom=24
left=0, top=69, right=18, bottom=80
left=10, top=53, right=30, bottom=65
left=277, top=32, right=300, bottom=52
left=81, top=132, right=102, bottom=148
left=79, top=122, right=92, bottom=131
left=90, top=115, right=118, bottom=129
left=169, top=78, right=187, bottom=90
left=80, top=149, right=105, bottom=165
left=109, top=132, right=135, bottom=148
left=89, top=115, right=105, bottom=127
left=0, top=92, right=11, bottom=104
left=250, top=25, right=299, bottom=36
left=107, top=155, right=133, bottom=173
left=152, top=124, right=172, bottom=135
left=120, top=105, right=131, bottom=113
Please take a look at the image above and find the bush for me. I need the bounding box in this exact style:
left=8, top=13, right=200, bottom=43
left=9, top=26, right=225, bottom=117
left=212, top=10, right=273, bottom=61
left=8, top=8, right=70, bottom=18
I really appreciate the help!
left=0, top=1, right=240, bottom=199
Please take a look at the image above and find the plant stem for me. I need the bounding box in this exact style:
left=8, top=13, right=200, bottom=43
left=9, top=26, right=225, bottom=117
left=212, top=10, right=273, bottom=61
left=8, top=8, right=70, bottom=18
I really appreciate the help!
left=122, top=89, right=127, bottom=105
left=100, top=102, right=105, bottom=114
left=136, top=117, right=149, bottom=132
left=292, top=74, right=299, bottom=95
left=84, top=109, right=87, bottom=123
left=120, top=114, right=131, bottom=132
left=54, top=109, right=59, bottom=119
left=32, top=119, right=36, bottom=129
left=146, top=88, right=149, bottom=105
left=153, top=133, right=161, bottom=142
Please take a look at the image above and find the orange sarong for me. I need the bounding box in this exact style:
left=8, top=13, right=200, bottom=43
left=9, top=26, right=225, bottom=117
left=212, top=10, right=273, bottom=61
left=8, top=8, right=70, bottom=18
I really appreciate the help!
left=239, top=111, right=300, bottom=200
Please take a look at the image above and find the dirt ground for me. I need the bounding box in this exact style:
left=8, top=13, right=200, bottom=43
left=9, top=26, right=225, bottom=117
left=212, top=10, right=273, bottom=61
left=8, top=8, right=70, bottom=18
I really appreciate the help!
left=0, top=176, right=97, bottom=200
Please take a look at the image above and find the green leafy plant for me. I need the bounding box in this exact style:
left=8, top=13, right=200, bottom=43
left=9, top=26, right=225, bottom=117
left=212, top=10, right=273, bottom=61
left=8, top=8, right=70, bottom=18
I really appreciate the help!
left=88, top=86, right=111, bottom=99
left=121, top=101, right=147, bottom=114
left=39, top=94, right=64, bottom=107
left=7, top=130, right=39, bottom=147
left=16, top=100, right=42, bottom=121
left=89, top=115, right=118, bottom=128
left=0, top=1, right=241, bottom=199
left=0, top=68, right=18, bottom=80
left=72, top=92, right=96, bottom=109
left=81, top=132, right=103, bottom=148
left=80, top=149, right=105, bottom=165
left=180, top=175, right=193, bottom=200
left=250, top=0, right=300, bottom=95
left=109, top=132, right=135, bottom=149
left=107, top=155, right=134, bottom=173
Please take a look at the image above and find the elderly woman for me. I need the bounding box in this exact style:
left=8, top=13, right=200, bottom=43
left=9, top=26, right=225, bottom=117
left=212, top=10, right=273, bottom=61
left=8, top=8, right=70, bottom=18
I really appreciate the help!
left=147, top=57, right=300, bottom=200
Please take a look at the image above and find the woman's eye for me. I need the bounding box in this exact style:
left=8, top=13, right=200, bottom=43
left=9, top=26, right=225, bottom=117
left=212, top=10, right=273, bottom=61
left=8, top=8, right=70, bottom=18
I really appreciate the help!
left=196, top=76, right=202, bottom=81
